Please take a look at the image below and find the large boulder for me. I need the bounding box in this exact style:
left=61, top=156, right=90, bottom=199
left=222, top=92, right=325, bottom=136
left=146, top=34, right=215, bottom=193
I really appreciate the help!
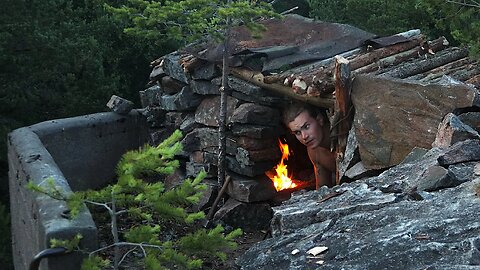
left=351, top=75, right=479, bottom=169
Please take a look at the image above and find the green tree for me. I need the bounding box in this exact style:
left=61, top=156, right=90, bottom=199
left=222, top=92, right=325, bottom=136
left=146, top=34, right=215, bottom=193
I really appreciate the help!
left=30, top=130, right=242, bottom=270
left=417, top=0, right=480, bottom=56
left=106, top=0, right=280, bottom=189
left=307, top=0, right=480, bottom=57
left=308, top=0, right=430, bottom=35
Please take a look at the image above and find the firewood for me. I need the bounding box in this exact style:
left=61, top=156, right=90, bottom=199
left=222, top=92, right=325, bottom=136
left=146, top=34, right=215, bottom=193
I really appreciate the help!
left=230, top=68, right=335, bottom=108
left=379, top=47, right=469, bottom=79
left=354, top=36, right=449, bottom=75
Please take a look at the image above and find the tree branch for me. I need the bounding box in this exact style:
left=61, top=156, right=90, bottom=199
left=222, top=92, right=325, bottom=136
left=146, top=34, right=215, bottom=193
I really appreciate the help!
left=446, top=0, right=480, bottom=8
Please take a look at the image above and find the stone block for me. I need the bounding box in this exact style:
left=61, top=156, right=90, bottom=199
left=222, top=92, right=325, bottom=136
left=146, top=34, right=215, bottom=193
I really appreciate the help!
left=149, top=65, right=165, bottom=80
left=191, top=63, right=219, bottom=80
left=226, top=155, right=275, bottom=177
left=416, top=165, right=460, bottom=192
left=230, top=103, right=281, bottom=126
left=228, top=76, right=285, bottom=106
left=437, top=139, right=480, bottom=166
left=213, top=198, right=273, bottom=232
left=190, top=151, right=218, bottom=164
left=164, top=168, right=185, bottom=190
left=164, top=112, right=189, bottom=129
left=106, top=95, right=134, bottom=115
left=235, top=146, right=280, bottom=166
left=186, top=161, right=217, bottom=178
left=159, top=86, right=202, bottom=111
left=458, top=112, right=480, bottom=133
left=226, top=172, right=277, bottom=203
left=229, top=123, right=283, bottom=139
left=179, top=114, right=200, bottom=134
left=141, top=106, right=166, bottom=128
left=139, top=85, right=161, bottom=107
left=226, top=136, right=278, bottom=151
left=162, top=52, right=189, bottom=83
left=181, top=128, right=218, bottom=154
left=161, top=76, right=186, bottom=95
left=344, top=161, right=381, bottom=180
left=432, top=113, right=480, bottom=148
left=191, top=79, right=220, bottom=95
left=195, top=96, right=239, bottom=127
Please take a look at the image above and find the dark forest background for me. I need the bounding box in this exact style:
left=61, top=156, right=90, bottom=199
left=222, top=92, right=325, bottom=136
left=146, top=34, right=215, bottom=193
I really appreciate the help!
left=0, top=0, right=478, bottom=267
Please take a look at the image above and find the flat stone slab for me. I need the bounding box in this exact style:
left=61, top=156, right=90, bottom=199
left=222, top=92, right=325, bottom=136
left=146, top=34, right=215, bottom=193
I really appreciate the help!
left=230, top=103, right=281, bottom=127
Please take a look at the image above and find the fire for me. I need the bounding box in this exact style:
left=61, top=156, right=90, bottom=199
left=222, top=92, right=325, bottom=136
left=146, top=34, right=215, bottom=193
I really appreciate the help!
left=267, top=140, right=298, bottom=191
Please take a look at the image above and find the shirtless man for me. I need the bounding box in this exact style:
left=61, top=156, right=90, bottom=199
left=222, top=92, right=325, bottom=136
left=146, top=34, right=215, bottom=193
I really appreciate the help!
left=283, top=103, right=336, bottom=189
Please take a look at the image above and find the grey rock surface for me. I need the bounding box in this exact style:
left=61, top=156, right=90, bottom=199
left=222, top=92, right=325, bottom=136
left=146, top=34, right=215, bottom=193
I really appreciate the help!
left=237, top=140, right=480, bottom=270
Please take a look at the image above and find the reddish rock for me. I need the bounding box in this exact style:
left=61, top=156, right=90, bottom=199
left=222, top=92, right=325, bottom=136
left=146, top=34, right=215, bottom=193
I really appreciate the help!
left=352, top=75, right=480, bottom=169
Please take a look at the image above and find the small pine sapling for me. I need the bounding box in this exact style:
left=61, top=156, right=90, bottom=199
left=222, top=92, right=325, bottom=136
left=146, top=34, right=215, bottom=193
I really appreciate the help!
left=28, top=130, right=242, bottom=270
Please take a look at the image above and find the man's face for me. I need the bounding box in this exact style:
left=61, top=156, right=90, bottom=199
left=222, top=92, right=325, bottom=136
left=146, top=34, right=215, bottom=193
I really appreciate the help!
left=287, top=111, right=325, bottom=150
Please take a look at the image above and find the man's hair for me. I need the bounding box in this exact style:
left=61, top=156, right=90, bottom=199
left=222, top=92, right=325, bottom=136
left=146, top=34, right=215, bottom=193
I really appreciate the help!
left=282, top=102, right=326, bottom=125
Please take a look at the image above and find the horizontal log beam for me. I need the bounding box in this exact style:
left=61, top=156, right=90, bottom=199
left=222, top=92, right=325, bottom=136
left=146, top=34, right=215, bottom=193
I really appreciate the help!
left=230, top=68, right=335, bottom=108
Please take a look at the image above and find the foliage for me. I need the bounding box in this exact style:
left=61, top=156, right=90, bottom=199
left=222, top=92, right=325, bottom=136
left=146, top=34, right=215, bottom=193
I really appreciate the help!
left=29, top=130, right=241, bottom=270
left=307, top=0, right=480, bottom=57
left=105, top=0, right=281, bottom=45
left=308, top=0, right=431, bottom=35
left=416, top=0, right=480, bottom=57
left=0, top=0, right=179, bottom=198
left=50, top=233, right=83, bottom=252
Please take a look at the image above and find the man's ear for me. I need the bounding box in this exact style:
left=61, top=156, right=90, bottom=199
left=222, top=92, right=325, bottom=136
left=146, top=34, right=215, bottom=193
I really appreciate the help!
left=316, top=114, right=324, bottom=126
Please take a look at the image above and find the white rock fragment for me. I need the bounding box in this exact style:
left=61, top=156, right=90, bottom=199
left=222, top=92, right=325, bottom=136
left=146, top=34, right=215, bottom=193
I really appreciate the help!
left=291, top=249, right=300, bottom=255
left=307, top=246, right=328, bottom=256
left=316, top=260, right=325, bottom=265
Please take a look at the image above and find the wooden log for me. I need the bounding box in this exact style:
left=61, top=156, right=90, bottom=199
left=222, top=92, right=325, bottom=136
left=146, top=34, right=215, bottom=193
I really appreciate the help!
left=431, top=64, right=480, bottom=84
left=465, top=73, right=480, bottom=88
left=332, top=55, right=353, bottom=186
left=379, top=47, right=469, bottom=79
left=353, top=36, right=449, bottom=75
left=350, top=37, right=423, bottom=70
left=230, top=68, right=335, bottom=108
left=406, top=57, right=473, bottom=81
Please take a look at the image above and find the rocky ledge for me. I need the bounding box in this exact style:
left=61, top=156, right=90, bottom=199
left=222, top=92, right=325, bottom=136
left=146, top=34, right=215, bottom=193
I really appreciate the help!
left=237, top=139, right=480, bottom=270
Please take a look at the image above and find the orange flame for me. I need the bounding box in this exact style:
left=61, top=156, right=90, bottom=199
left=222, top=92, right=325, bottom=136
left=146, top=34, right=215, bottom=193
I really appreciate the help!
left=267, top=140, right=298, bottom=191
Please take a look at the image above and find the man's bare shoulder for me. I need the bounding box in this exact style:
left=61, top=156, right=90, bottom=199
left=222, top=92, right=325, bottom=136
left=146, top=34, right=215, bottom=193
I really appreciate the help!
left=307, top=147, right=336, bottom=172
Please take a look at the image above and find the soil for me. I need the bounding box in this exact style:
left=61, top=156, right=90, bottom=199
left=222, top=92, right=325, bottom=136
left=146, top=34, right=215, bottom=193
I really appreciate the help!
left=89, top=206, right=266, bottom=269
